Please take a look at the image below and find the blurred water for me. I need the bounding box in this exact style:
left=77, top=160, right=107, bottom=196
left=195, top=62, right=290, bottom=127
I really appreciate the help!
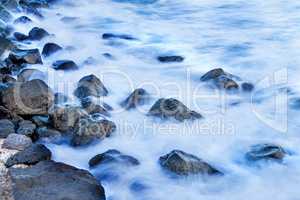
left=11, top=0, right=300, bottom=199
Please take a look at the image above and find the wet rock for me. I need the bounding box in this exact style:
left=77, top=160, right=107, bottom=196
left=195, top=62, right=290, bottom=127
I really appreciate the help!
left=2, top=133, right=32, bottom=151
left=7, top=48, right=43, bottom=65
left=148, top=98, right=202, bottom=121
left=80, top=97, right=110, bottom=116
left=74, top=74, right=108, bottom=99
left=36, top=126, right=62, bottom=142
left=159, top=150, right=222, bottom=176
left=52, top=60, right=78, bottom=70
left=51, top=105, right=87, bottom=132
left=17, top=69, right=45, bottom=82
left=8, top=160, right=106, bottom=200
left=42, top=42, right=62, bottom=57
left=0, top=5, right=12, bottom=22
left=121, top=88, right=150, bottom=110
left=102, top=33, right=137, bottom=40
left=17, top=120, right=36, bottom=137
left=157, top=55, right=184, bottom=63
left=31, top=115, right=50, bottom=127
left=0, top=119, right=15, bottom=138
left=0, top=106, right=13, bottom=119
left=89, top=149, right=140, bottom=168
left=102, top=53, right=114, bottom=59
left=2, top=79, right=54, bottom=115
left=5, top=144, right=51, bottom=167
left=200, top=68, right=226, bottom=81
left=54, top=92, right=69, bottom=104
left=242, top=82, right=254, bottom=92
left=246, top=144, right=286, bottom=162
left=19, top=0, right=50, bottom=8
left=71, top=117, right=116, bottom=146
left=0, top=36, right=12, bottom=56
left=0, top=73, right=16, bottom=83
left=13, top=32, right=28, bottom=41
left=28, top=27, right=49, bottom=40
left=14, top=16, right=32, bottom=24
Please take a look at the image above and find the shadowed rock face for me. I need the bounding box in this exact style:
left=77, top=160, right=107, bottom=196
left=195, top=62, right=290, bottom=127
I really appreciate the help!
left=120, top=88, right=150, bottom=110
left=52, top=60, right=78, bottom=70
left=8, top=160, right=106, bottom=200
left=0, top=119, right=15, bottom=138
left=148, top=98, right=202, bottom=121
left=159, top=150, right=222, bottom=176
left=7, top=49, right=43, bottom=65
left=246, top=144, right=286, bottom=162
left=42, top=42, right=62, bottom=57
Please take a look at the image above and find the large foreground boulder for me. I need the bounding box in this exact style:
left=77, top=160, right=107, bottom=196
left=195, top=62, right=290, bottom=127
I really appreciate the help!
left=8, top=160, right=106, bottom=200
left=148, top=98, right=202, bottom=121
left=2, top=79, right=54, bottom=115
left=159, top=150, right=222, bottom=176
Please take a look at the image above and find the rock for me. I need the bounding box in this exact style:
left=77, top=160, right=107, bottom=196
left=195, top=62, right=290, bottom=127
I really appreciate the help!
left=8, top=160, right=106, bottom=200
left=19, top=0, right=50, bottom=8
left=7, top=49, right=43, bottom=65
left=74, top=74, right=108, bottom=99
left=80, top=97, right=110, bottom=116
left=102, top=33, right=137, bottom=40
left=246, top=144, right=286, bottom=162
left=71, top=117, right=116, bottom=146
left=242, top=82, right=254, bottom=92
left=54, top=92, right=69, bottom=104
left=5, top=144, right=51, bottom=167
left=42, top=42, right=62, bottom=57
left=52, top=60, right=78, bottom=70
left=159, top=150, right=222, bottom=176
left=200, top=68, right=226, bottom=81
left=0, top=74, right=16, bottom=83
left=89, top=149, right=140, bottom=168
left=31, top=115, right=50, bottom=127
left=2, top=133, right=32, bottom=151
left=20, top=3, right=43, bottom=18
left=51, top=105, right=87, bottom=132
left=36, top=127, right=62, bottom=142
left=17, top=69, right=45, bottom=82
left=121, top=88, right=150, bottom=110
left=157, top=55, right=184, bottom=63
left=0, top=36, right=12, bottom=56
left=14, top=16, right=32, bottom=24
left=28, top=27, right=49, bottom=40
left=0, top=119, right=15, bottom=138
left=2, top=79, right=54, bottom=115
left=148, top=98, right=202, bottom=121
left=0, top=106, right=13, bottom=119
left=17, top=120, right=36, bottom=137
left=13, top=32, right=28, bottom=41
left=0, top=5, right=12, bottom=22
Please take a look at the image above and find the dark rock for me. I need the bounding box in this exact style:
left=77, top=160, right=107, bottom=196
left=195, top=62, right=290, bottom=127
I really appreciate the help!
left=89, top=149, right=140, bottom=168
left=8, top=48, right=43, bottom=65
left=5, top=144, right=51, bottom=167
left=74, top=74, right=108, bottom=99
left=214, top=75, right=239, bottom=90
left=36, top=126, right=62, bottom=142
left=14, top=16, right=32, bottom=24
left=0, top=106, right=13, bottom=119
left=80, top=97, right=110, bottom=116
left=31, top=115, right=50, bottom=127
left=19, top=0, right=50, bottom=8
left=102, top=53, right=114, bottom=59
left=159, top=150, right=222, bottom=176
left=148, top=98, right=202, bottom=121
left=0, top=119, right=15, bottom=138
left=102, top=33, right=137, bottom=40
left=2, top=133, right=32, bottom=150
left=54, top=92, right=69, bottom=104
left=28, top=27, right=49, bottom=40
left=14, top=32, right=28, bottom=41
left=200, top=68, right=226, bottom=81
left=17, top=120, right=36, bottom=137
left=83, top=57, right=96, bottom=65
left=52, top=60, right=78, bottom=70
left=71, top=117, right=116, bottom=146
left=17, top=69, right=45, bottom=82
left=0, top=36, right=13, bottom=56
left=20, top=3, right=44, bottom=18
left=8, top=160, right=106, bottom=200
left=0, top=73, right=16, bottom=83
left=242, top=82, right=254, bottom=92
left=51, top=105, right=87, bottom=132
left=42, top=42, right=62, bottom=57
left=157, top=55, right=184, bottom=63
left=60, top=16, right=79, bottom=23
left=121, top=88, right=150, bottom=110
left=246, top=144, right=286, bottom=162
left=0, top=5, right=12, bottom=22
left=0, top=0, right=19, bottom=10
left=2, top=79, right=54, bottom=115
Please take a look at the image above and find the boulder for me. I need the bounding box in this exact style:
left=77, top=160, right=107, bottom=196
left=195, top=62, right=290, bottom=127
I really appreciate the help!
left=0, top=36, right=12, bottom=56
left=54, top=92, right=69, bottom=104
left=17, top=120, right=36, bottom=137
left=71, top=117, right=116, bottom=146
left=0, top=119, right=15, bottom=138
left=159, top=150, right=222, bottom=176
left=28, top=27, right=49, bottom=40
left=14, top=16, right=32, bottom=24
left=5, top=144, right=51, bottom=167
left=8, top=160, right=106, bottom=200
left=157, top=55, right=184, bottom=63
left=80, top=97, right=110, bottom=116
left=242, top=82, right=254, bottom=92
left=2, top=79, right=54, bottom=115
left=31, top=115, right=50, bottom=127
left=13, top=32, right=28, bottom=41
left=148, top=98, right=202, bottom=121
left=246, top=144, right=286, bottom=162
left=2, top=133, right=32, bottom=150
left=52, top=60, right=78, bottom=70
left=36, top=126, right=62, bottom=143
left=102, top=33, right=137, bottom=40
left=0, top=73, right=16, bottom=83
left=120, top=88, right=150, bottom=110
left=7, top=49, right=43, bottom=65
left=74, top=74, right=108, bottom=99
left=17, top=69, right=45, bottom=82
left=42, top=42, right=62, bottom=57
left=89, top=149, right=140, bottom=168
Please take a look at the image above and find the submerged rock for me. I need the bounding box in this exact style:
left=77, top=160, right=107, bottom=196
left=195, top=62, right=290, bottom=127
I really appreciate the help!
left=52, top=60, right=78, bottom=70
left=2, top=133, right=32, bottom=151
left=17, top=120, right=36, bottom=137
left=2, top=79, right=54, bottom=115
left=148, top=98, right=202, bottom=121
left=246, top=144, right=286, bottom=162
left=42, top=42, right=62, bottom=57
left=0, top=119, right=15, bottom=138
left=102, top=33, right=137, bottom=40
left=14, top=16, right=32, bottom=24
left=159, top=150, right=222, bottom=176
left=120, top=88, right=150, bottom=110
left=28, top=27, right=49, bottom=40
left=5, top=144, right=51, bottom=167
left=80, top=97, right=110, bottom=116
left=74, top=74, right=108, bottom=99
left=14, top=32, right=28, bottom=41
left=242, top=82, right=254, bottom=92
left=157, top=55, right=184, bottom=63
left=89, top=149, right=140, bottom=168
left=7, top=48, right=43, bottom=65
left=8, top=160, right=106, bottom=200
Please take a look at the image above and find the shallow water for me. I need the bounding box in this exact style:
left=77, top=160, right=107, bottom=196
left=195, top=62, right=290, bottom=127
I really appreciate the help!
left=10, top=0, right=300, bottom=199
